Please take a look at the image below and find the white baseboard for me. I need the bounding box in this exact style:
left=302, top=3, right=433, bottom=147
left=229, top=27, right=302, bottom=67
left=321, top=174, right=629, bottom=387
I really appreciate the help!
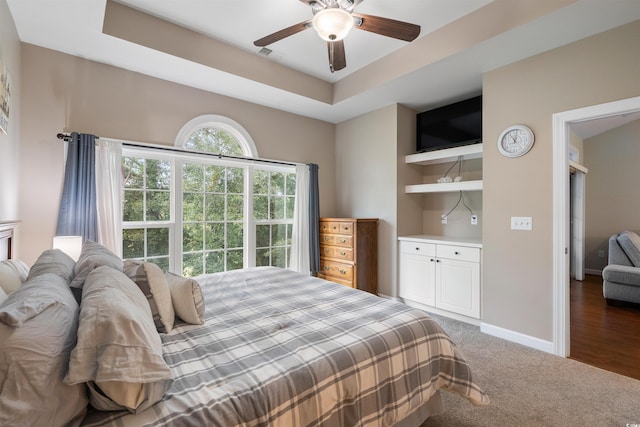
left=584, top=268, right=602, bottom=276
left=480, top=322, right=554, bottom=354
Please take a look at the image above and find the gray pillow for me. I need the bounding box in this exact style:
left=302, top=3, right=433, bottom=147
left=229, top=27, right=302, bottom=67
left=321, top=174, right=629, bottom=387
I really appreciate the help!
left=0, top=273, right=88, bottom=427
left=64, top=266, right=173, bottom=414
left=69, top=240, right=123, bottom=288
left=26, top=249, right=75, bottom=283
left=617, top=230, right=640, bottom=267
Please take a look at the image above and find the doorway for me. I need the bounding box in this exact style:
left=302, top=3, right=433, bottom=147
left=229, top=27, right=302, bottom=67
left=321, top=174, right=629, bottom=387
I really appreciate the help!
left=552, top=95, right=640, bottom=357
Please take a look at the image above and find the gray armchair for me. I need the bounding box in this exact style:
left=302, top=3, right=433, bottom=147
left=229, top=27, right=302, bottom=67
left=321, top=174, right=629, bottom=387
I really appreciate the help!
left=602, top=230, right=640, bottom=305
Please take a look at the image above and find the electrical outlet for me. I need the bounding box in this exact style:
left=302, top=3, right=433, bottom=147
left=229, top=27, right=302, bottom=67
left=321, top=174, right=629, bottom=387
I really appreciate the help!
left=471, top=214, right=478, bottom=225
left=511, top=216, right=532, bottom=231
left=598, top=250, right=605, bottom=258
left=441, top=215, right=447, bottom=224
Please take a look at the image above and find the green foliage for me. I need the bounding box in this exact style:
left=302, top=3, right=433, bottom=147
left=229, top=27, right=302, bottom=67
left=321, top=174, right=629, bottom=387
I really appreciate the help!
left=184, top=128, right=244, bottom=156
left=122, top=146, right=295, bottom=275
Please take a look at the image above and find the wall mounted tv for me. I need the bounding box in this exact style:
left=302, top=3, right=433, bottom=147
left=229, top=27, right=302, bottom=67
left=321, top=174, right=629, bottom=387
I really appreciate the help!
left=416, top=96, right=482, bottom=153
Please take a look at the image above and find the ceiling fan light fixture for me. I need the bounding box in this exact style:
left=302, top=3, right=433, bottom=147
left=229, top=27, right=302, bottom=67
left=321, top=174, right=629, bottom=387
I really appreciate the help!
left=312, top=7, right=354, bottom=41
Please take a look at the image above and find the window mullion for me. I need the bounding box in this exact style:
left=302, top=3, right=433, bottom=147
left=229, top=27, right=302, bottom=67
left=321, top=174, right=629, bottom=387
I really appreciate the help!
left=174, top=161, right=184, bottom=275
left=246, top=166, right=255, bottom=268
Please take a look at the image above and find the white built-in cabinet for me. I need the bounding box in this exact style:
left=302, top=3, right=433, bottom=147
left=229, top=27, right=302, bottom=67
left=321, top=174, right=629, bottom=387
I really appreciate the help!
left=399, top=236, right=482, bottom=320
left=400, top=144, right=484, bottom=322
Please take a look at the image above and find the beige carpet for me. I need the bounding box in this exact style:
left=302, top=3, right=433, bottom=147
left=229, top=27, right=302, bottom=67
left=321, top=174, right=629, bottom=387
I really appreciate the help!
left=423, top=314, right=640, bottom=426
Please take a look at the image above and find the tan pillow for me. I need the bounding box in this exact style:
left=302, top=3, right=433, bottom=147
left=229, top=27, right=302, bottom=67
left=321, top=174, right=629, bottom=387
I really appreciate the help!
left=93, top=381, right=144, bottom=411
left=124, top=260, right=175, bottom=333
left=166, top=272, right=205, bottom=325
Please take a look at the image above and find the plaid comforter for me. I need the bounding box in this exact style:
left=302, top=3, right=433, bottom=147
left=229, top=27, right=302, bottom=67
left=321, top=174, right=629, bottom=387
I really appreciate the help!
left=82, top=267, right=488, bottom=426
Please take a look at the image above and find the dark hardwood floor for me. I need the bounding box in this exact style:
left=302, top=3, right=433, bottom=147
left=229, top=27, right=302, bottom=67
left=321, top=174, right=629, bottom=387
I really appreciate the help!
left=570, top=274, right=640, bottom=380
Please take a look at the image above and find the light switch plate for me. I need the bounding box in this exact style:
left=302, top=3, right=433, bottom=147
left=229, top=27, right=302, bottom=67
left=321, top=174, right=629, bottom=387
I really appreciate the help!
left=511, top=216, right=532, bottom=230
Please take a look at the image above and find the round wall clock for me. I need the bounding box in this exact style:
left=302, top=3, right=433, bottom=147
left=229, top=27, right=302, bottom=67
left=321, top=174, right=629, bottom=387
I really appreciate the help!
left=497, top=125, right=535, bottom=158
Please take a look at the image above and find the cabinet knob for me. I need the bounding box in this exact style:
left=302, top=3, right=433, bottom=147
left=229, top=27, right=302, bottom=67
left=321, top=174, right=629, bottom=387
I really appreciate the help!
left=436, top=259, right=440, bottom=262
left=430, top=258, right=435, bottom=262
left=415, top=247, right=420, bottom=251
left=455, top=251, right=460, bottom=255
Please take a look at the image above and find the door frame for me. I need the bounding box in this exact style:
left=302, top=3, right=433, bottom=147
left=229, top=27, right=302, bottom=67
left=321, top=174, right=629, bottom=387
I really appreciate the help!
left=552, top=95, right=640, bottom=357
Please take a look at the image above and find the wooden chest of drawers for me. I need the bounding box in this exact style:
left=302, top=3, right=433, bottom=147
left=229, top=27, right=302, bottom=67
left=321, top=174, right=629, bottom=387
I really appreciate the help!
left=318, top=218, right=378, bottom=294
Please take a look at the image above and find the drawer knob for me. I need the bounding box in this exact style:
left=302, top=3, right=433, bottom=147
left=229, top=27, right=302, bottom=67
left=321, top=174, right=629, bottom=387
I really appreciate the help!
left=324, top=237, right=330, bottom=241
left=339, top=269, right=346, bottom=275
left=323, top=248, right=329, bottom=253
left=323, top=266, right=329, bottom=271
left=455, top=251, right=460, bottom=255
left=415, top=247, right=420, bottom=251
left=340, top=251, right=346, bottom=256
left=340, top=239, right=346, bottom=243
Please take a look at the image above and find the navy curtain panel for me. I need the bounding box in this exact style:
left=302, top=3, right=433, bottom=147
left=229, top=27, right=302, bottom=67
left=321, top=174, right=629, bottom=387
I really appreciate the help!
left=56, top=132, right=98, bottom=241
left=308, top=163, right=320, bottom=273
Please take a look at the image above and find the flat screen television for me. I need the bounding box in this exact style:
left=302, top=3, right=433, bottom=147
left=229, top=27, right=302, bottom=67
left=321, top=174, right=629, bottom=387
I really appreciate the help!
left=416, top=96, right=482, bottom=153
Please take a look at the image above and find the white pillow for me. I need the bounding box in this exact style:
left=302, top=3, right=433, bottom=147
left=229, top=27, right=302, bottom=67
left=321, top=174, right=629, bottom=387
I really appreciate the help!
left=0, top=259, right=30, bottom=295
left=0, top=287, right=7, bottom=305
left=165, top=272, right=205, bottom=325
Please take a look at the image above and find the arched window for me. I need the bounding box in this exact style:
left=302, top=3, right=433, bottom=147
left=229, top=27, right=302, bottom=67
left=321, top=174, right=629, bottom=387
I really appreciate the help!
left=121, top=115, right=296, bottom=277
left=174, top=115, right=258, bottom=157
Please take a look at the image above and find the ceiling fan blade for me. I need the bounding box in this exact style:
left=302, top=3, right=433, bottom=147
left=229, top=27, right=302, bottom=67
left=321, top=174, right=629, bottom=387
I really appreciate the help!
left=328, top=40, right=346, bottom=73
left=353, top=13, right=420, bottom=42
left=254, top=20, right=312, bottom=47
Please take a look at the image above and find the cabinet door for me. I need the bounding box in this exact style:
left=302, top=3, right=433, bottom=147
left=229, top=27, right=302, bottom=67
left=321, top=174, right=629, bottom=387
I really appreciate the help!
left=435, top=258, right=480, bottom=318
left=399, top=252, right=436, bottom=306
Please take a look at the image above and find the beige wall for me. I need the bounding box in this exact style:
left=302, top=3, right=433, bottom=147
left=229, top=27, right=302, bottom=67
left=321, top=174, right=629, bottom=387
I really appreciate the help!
left=584, top=119, right=640, bottom=271
left=482, top=20, right=640, bottom=341
left=335, top=104, right=415, bottom=297
left=18, top=44, right=336, bottom=264
left=0, top=0, right=21, bottom=222
left=420, top=158, right=483, bottom=238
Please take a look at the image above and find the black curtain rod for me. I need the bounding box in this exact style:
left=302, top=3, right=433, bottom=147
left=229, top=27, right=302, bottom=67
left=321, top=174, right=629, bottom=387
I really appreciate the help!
left=56, top=132, right=297, bottom=167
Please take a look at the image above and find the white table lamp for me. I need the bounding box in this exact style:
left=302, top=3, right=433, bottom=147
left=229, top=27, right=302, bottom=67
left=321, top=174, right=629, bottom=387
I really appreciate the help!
left=53, top=236, right=83, bottom=261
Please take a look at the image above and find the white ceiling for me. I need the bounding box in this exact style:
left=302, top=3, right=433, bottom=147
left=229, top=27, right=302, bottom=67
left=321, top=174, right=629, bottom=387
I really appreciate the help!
left=6, top=0, right=640, bottom=124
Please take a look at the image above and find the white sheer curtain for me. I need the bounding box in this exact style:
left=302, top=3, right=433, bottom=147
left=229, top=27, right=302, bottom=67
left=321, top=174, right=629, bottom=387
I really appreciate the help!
left=95, top=139, right=123, bottom=256
left=289, top=164, right=310, bottom=274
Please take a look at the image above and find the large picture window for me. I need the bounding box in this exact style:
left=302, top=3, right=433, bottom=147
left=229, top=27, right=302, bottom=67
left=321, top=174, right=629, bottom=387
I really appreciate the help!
left=121, top=116, right=296, bottom=276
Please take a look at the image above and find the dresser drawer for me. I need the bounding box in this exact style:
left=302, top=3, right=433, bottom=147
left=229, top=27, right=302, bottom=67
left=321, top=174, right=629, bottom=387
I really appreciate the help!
left=318, top=273, right=354, bottom=288
left=320, top=233, right=353, bottom=248
left=436, top=244, right=480, bottom=263
left=320, top=245, right=354, bottom=261
left=320, top=260, right=354, bottom=281
left=400, top=241, right=436, bottom=256
left=320, top=221, right=354, bottom=235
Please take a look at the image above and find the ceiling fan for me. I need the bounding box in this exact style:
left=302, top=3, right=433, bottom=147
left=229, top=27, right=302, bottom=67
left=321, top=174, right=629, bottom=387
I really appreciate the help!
left=253, top=0, right=421, bottom=73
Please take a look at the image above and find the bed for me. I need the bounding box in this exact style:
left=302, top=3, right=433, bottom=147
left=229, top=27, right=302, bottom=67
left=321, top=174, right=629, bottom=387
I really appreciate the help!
left=0, top=233, right=488, bottom=427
